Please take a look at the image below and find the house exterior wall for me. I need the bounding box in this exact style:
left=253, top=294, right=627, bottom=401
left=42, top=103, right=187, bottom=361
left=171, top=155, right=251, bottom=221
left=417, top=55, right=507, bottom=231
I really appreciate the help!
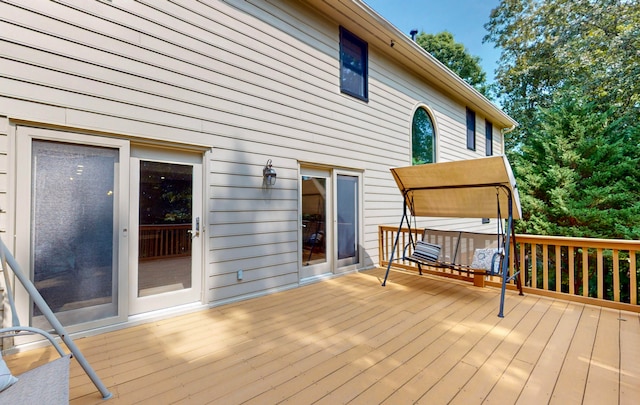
left=0, top=0, right=512, bottom=330
left=0, top=116, right=7, bottom=236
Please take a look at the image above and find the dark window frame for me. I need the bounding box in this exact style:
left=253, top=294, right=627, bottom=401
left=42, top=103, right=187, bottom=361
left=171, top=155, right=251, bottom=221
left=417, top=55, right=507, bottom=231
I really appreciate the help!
left=466, top=108, right=476, bottom=151
left=339, top=26, right=368, bottom=102
left=411, top=106, right=436, bottom=165
left=485, top=119, right=493, bottom=156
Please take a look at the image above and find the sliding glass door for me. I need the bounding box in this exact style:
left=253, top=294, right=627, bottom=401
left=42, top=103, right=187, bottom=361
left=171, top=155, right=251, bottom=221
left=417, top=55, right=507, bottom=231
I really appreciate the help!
left=300, top=167, right=361, bottom=281
left=336, top=173, right=360, bottom=268
left=300, top=168, right=332, bottom=279
left=16, top=128, right=204, bottom=332
left=17, top=127, right=129, bottom=330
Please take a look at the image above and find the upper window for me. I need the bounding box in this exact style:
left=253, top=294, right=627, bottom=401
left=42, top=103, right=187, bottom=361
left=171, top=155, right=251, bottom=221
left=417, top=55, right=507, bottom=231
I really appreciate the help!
left=412, top=107, right=436, bottom=165
left=466, top=107, right=476, bottom=150
left=485, top=119, right=493, bottom=156
left=339, top=27, right=368, bottom=101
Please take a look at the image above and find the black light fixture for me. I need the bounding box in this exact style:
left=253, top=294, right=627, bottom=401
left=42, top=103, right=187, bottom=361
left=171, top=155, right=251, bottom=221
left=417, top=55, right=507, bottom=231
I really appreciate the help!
left=410, top=29, right=418, bottom=41
left=263, top=159, right=277, bottom=186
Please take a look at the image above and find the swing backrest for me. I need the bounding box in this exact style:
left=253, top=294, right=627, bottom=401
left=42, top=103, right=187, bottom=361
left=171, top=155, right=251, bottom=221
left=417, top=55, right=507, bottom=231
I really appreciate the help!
left=422, top=228, right=505, bottom=267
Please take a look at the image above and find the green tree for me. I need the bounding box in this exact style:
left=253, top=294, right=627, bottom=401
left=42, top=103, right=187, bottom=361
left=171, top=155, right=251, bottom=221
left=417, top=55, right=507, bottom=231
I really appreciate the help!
left=514, top=91, right=640, bottom=239
left=415, top=31, right=491, bottom=98
left=484, top=0, right=640, bottom=239
left=484, top=0, right=640, bottom=151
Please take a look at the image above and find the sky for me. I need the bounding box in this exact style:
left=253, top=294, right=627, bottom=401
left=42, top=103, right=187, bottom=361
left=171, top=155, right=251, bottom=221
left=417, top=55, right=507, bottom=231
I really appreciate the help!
left=363, top=0, right=502, bottom=83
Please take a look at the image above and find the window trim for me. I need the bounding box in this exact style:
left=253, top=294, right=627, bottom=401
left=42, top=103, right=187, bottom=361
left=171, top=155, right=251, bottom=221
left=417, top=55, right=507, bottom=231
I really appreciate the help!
left=466, top=107, right=476, bottom=151
left=485, top=119, right=493, bottom=156
left=339, top=26, right=368, bottom=102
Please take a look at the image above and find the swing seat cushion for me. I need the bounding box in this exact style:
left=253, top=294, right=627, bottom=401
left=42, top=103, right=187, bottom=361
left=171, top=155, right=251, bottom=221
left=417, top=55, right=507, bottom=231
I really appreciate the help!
left=411, top=241, right=441, bottom=262
left=471, top=248, right=502, bottom=274
left=0, top=355, right=70, bottom=402
left=0, top=354, right=18, bottom=392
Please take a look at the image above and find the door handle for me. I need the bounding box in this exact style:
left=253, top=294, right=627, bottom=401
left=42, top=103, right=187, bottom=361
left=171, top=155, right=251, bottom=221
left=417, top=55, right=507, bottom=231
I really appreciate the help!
left=189, top=217, right=200, bottom=238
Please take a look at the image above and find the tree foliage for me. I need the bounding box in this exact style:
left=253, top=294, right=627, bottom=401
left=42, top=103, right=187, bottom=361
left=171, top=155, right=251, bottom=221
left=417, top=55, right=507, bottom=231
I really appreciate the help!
left=485, top=0, right=640, bottom=239
left=485, top=0, right=640, bottom=150
left=415, top=31, right=491, bottom=98
left=514, top=92, right=640, bottom=239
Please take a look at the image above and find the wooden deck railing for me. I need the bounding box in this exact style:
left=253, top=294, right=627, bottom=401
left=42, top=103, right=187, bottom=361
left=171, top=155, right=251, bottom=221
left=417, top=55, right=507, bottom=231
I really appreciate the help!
left=379, top=225, right=640, bottom=312
left=139, top=224, right=192, bottom=260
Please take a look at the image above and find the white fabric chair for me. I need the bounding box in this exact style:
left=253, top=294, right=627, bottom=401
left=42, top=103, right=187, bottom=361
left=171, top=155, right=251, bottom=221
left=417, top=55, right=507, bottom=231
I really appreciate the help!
left=0, top=353, right=70, bottom=404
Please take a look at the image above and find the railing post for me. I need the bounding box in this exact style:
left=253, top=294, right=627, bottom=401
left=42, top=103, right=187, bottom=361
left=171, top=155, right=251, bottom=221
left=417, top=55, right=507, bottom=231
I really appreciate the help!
left=597, top=248, right=604, bottom=299
left=531, top=244, right=538, bottom=289
left=568, top=246, right=575, bottom=295
left=613, top=250, right=620, bottom=303
left=631, top=251, right=637, bottom=305
left=582, top=248, right=589, bottom=297
left=555, top=245, right=562, bottom=292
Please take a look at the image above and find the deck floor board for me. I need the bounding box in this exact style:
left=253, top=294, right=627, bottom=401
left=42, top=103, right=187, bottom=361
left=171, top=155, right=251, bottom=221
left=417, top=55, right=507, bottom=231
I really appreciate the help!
left=4, top=268, right=638, bottom=405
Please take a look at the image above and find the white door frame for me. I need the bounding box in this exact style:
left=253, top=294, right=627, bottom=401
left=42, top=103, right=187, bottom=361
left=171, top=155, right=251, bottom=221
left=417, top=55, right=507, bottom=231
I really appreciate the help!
left=299, top=166, right=333, bottom=281
left=14, top=126, right=130, bottom=333
left=333, top=169, right=363, bottom=273
left=128, top=146, right=204, bottom=315
left=299, top=166, right=363, bottom=281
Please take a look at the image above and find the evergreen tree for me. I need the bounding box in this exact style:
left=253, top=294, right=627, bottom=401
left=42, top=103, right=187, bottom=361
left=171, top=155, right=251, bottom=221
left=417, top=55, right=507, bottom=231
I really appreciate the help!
left=485, top=0, right=640, bottom=239
left=514, top=92, right=640, bottom=239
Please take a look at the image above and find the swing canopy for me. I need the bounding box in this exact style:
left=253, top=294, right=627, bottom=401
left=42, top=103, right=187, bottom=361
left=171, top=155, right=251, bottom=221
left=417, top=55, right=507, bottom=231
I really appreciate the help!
left=390, top=155, right=522, bottom=220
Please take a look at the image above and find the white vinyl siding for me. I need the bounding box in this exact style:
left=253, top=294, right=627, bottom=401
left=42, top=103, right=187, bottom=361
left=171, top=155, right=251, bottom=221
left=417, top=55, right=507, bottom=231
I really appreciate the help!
left=0, top=0, right=505, bottom=307
left=0, top=117, right=7, bottom=239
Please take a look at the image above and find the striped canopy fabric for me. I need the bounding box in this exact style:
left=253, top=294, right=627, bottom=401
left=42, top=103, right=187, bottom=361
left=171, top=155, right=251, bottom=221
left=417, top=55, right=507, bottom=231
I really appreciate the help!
left=390, top=155, right=522, bottom=220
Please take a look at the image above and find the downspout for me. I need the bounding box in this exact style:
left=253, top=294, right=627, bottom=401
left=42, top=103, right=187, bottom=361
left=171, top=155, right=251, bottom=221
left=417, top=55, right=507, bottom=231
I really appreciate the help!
left=500, top=125, right=517, bottom=155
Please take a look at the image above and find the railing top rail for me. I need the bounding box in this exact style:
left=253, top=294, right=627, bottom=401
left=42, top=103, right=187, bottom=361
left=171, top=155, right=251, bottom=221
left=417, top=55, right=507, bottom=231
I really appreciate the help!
left=515, top=233, right=640, bottom=249
left=139, top=223, right=191, bottom=229
left=380, top=225, right=640, bottom=249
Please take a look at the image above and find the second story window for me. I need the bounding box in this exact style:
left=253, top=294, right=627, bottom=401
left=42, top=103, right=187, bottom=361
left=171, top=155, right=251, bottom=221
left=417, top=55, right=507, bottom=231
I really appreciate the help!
left=412, top=107, right=436, bottom=165
left=466, top=107, right=476, bottom=151
left=485, top=119, right=493, bottom=156
left=339, top=27, right=368, bottom=101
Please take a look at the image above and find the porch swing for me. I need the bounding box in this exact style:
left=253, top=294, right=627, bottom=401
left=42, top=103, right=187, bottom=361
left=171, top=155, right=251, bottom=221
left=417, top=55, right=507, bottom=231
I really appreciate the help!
left=382, top=156, right=524, bottom=317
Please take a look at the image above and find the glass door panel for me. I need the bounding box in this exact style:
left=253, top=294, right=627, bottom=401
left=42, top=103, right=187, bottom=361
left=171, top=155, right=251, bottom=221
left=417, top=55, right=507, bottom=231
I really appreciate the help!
left=302, top=176, right=326, bottom=266
left=336, top=174, right=359, bottom=267
left=31, top=140, right=120, bottom=328
left=129, top=149, right=202, bottom=315
left=300, top=168, right=332, bottom=279
left=137, top=161, right=193, bottom=297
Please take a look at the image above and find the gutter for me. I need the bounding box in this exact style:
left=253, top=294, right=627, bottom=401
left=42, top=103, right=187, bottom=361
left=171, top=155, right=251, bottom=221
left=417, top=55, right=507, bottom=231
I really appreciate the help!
left=500, top=125, right=517, bottom=155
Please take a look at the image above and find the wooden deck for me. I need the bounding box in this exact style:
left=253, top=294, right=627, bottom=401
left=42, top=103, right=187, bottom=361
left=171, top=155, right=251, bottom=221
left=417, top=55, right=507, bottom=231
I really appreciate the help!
left=5, top=267, right=640, bottom=404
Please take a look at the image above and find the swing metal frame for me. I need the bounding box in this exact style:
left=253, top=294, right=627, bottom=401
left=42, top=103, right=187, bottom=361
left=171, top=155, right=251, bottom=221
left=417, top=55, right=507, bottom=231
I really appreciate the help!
left=381, top=156, right=524, bottom=317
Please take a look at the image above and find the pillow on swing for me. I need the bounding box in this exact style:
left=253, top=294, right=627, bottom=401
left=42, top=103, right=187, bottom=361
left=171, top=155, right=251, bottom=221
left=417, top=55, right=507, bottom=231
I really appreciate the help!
left=471, top=248, right=502, bottom=274
left=0, top=352, right=18, bottom=392
left=412, top=241, right=441, bottom=262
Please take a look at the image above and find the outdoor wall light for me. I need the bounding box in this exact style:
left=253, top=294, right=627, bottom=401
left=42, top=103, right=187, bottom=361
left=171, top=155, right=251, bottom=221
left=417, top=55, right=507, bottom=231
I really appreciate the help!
left=263, top=159, right=277, bottom=186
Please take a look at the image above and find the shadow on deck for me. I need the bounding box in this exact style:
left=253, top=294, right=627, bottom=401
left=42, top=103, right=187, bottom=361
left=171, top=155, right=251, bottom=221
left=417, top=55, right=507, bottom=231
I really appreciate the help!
left=5, top=267, right=640, bottom=404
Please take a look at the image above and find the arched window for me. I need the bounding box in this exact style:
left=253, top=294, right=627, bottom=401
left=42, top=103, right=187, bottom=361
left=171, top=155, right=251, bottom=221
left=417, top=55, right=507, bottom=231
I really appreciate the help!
left=412, top=107, right=436, bottom=165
